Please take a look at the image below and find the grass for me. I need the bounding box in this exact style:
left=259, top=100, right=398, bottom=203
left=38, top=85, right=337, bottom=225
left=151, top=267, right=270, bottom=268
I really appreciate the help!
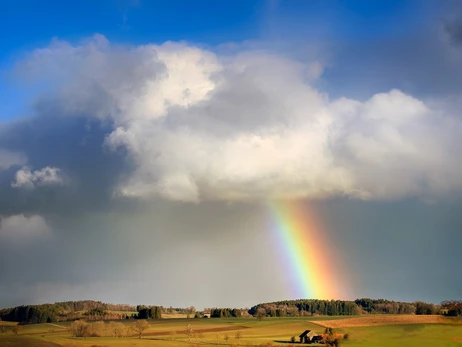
left=342, top=324, right=462, bottom=347
left=0, top=321, right=19, bottom=326
left=1, top=315, right=461, bottom=346
left=108, top=311, right=138, bottom=315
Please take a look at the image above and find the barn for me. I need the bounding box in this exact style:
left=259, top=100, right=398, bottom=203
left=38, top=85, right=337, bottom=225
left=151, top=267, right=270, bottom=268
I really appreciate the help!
left=299, top=329, right=320, bottom=343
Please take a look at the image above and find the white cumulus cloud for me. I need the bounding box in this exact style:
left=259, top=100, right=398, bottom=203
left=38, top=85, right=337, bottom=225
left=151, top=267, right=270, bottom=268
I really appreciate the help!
left=12, top=166, right=65, bottom=189
left=15, top=35, right=462, bottom=202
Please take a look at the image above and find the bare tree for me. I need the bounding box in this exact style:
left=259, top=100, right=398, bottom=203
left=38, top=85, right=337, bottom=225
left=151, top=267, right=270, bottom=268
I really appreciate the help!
left=87, top=321, right=106, bottom=337
left=235, top=330, right=242, bottom=344
left=109, top=321, right=126, bottom=338
left=170, top=330, right=177, bottom=340
left=132, top=320, right=149, bottom=339
left=185, top=324, right=194, bottom=341
left=69, top=320, right=89, bottom=337
left=256, top=308, right=266, bottom=321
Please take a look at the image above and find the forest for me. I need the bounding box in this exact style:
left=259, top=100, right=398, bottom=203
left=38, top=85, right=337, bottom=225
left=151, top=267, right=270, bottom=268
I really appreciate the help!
left=0, top=300, right=136, bottom=323
left=1, top=298, right=459, bottom=324
left=248, top=298, right=442, bottom=317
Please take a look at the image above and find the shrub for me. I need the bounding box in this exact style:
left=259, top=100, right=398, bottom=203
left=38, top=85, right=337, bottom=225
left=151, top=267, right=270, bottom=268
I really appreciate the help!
left=108, top=321, right=126, bottom=338
left=87, top=321, right=106, bottom=337
left=69, top=320, right=89, bottom=337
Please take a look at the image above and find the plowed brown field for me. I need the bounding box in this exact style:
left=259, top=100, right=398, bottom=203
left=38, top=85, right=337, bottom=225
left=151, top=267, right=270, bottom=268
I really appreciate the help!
left=310, top=315, right=455, bottom=328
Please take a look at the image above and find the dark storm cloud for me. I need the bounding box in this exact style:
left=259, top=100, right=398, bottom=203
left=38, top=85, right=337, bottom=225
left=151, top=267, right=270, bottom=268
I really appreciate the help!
left=322, top=25, right=462, bottom=100
left=313, top=198, right=462, bottom=303
left=445, top=19, right=462, bottom=46
left=0, top=200, right=281, bottom=308
left=0, top=115, right=125, bottom=217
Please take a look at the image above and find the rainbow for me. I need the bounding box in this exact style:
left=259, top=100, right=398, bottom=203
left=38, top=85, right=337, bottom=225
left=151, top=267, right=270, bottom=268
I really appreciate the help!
left=269, top=200, right=340, bottom=300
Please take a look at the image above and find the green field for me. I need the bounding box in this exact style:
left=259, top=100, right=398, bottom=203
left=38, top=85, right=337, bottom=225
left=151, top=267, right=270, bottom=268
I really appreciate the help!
left=1, top=316, right=461, bottom=347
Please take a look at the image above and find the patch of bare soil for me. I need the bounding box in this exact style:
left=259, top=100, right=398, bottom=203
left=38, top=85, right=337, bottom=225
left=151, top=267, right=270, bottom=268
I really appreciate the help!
left=309, top=315, right=452, bottom=328
left=144, top=325, right=249, bottom=336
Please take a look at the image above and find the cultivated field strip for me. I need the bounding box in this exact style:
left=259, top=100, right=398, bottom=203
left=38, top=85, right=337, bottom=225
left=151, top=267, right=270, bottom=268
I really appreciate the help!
left=309, top=314, right=458, bottom=328
left=143, top=324, right=249, bottom=337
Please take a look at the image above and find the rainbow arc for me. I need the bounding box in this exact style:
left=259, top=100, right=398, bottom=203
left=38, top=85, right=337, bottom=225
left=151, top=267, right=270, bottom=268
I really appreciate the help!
left=269, top=200, right=339, bottom=300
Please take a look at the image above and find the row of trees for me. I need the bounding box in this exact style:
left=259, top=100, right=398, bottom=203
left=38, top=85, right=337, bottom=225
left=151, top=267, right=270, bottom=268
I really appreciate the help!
left=2, top=298, right=458, bottom=323
left=84, top=307, right=107, bottom=316
left=0, top=305, right=57, bottom=323
left=54, top=301, right=135, bottom=313
left=414, top=301, right=438, bottom=315
left=210, top=308, right=242, bottom=318
left=0, top=304, right=133, bottom=323
left=68, top=319, right=150, bottom=338
left=249, top=299, right=362, bottom=317
left=136, top=305, right=162, bottom=319
left=0, top=301, right=152, bottom=323
left=355, top=298, right=418, bottom=314
left=105, top=303, right=136, bottom=312
left=249, top=298, right=443, bottom=317
left=441, top=301, right=462, bottom=316
left=165, top=306, right=196, bottom=314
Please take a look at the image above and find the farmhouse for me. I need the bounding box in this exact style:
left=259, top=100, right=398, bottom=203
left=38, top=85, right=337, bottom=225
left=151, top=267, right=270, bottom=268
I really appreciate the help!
left=299, top=330, right=321, bottom=344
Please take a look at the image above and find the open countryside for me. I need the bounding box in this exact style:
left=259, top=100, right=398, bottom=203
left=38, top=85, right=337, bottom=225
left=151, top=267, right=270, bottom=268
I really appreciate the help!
left=1, top=300, right=462, bottom=346
left=1, top=315, right=462, bottom=347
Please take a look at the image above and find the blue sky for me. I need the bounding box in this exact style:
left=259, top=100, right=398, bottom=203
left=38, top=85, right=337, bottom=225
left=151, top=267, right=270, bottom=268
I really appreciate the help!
left=1, top=0, right=435, bottom=121
left=2, top=0, right=432, bottom=52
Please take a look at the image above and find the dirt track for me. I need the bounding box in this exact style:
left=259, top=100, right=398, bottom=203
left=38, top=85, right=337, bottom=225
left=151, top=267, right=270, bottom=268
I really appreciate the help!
left=46, top=323, right=67, bottom=330
left=309, top=315, right=455, bottom=328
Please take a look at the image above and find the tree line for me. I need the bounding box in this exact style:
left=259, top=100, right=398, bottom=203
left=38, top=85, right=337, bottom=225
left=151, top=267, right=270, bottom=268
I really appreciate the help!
left=210, top=308, right=242, bottom=318
left=68, top=319, right=150, bottom=338
left=1, top=298, right=458, bottom=323
left=248, top=298, right=445, bottom=317
left=0, top=300, right=143, bottom=323
left=249, top=299, right=361, bottom=317
left=441, top=300, right=462, bottom=316
left=0, top=302, right=162, bottom=323
left=0, top=304, right=57, bottom=324
left=135, top=305, right=162, bottom=319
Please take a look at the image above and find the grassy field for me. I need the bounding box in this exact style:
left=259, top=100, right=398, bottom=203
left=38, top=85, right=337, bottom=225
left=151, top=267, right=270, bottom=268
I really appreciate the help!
left=1, top=315, right=461, bottom=347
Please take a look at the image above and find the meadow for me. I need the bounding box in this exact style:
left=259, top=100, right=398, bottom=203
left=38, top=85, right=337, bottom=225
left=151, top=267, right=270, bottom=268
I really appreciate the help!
left=1, top=315, right=461, bottom=347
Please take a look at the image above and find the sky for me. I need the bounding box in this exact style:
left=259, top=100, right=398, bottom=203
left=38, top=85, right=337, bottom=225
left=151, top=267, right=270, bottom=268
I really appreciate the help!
left=1, top=0, right=462, bottom=309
